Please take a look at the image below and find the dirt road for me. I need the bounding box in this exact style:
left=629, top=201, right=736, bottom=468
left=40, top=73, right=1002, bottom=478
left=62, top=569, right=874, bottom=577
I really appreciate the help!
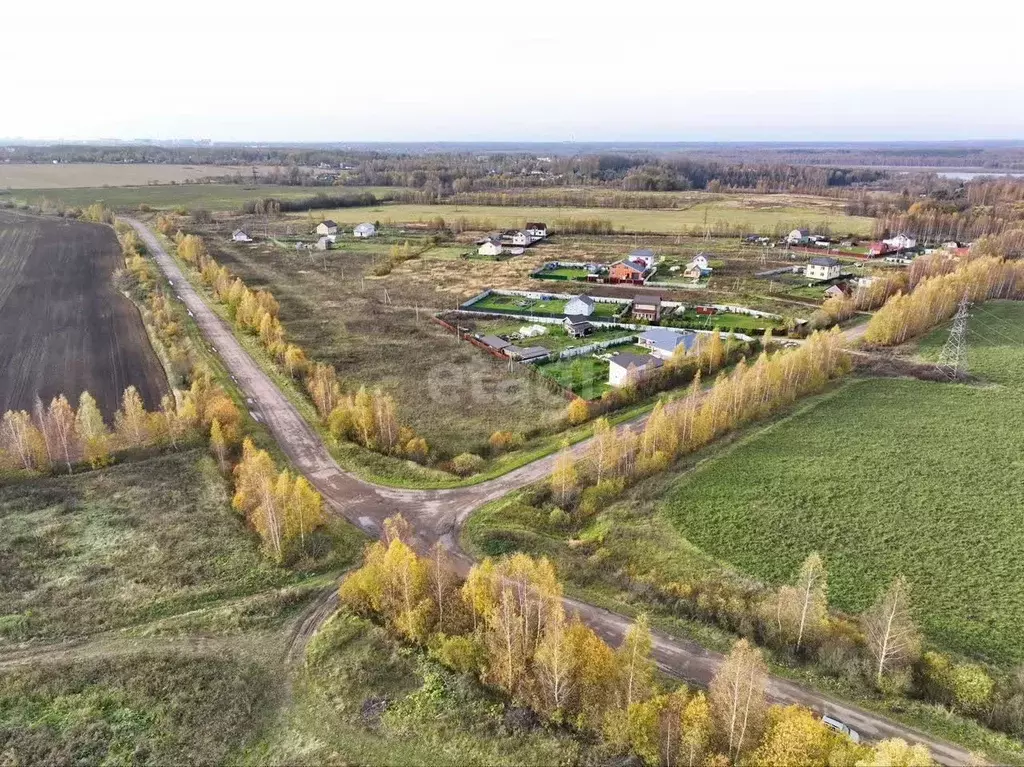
left=125, top=218, right=973, bottom=765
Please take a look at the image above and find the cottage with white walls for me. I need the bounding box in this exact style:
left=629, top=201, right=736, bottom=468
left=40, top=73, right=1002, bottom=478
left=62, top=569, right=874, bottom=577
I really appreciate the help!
left=805, top=257, right=841, bottom=281
left=353, top=222, right=377, bottom=238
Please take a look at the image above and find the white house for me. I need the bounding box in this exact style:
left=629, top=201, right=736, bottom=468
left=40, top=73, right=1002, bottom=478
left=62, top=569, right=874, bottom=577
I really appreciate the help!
left=805, top=257, right=841, bottom=281
left=354, top=222, right=377, bottom=238
left=689, top=253, right=710, bottom=271
left=564, top=294, right=596, bottom=317
left=478, top=237, right=503, bottom=257
left=608, top=352, right=664, bottom=387
left=508, top=231, right=531, bottom=247
left=883, top=233, right=917, bottom=251
left=787, top=228, right=811, bottom=245
left=637, top=328, right=698, bottom=360
left=525, top=222, right=548, bottom=239
left=316, top=220, right=338, bottom=236
left=232, top=229, right=252, bottom=242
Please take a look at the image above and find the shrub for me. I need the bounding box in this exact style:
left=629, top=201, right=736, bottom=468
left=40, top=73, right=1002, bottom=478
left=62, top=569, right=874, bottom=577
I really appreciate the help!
left=429, top=634, right=487, bottom=675
left=488, top=430, right=524, bottom=454
left=451, top=453, right=484, bottom=477
left=566, top=398, right=590, bottom=425
left=577, top=479, right=625, bottom=519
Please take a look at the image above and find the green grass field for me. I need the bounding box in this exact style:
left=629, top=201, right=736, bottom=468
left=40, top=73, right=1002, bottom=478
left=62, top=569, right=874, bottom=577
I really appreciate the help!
left=468, top=318, right=633, bottom=354
left=658, top=301, right=1024, bottom=665
left=536, top=356, right=613, bottom=399
left=293, top=198, right=876, bottom=237
left=534, top=266, right=592, bottom=280
left=469, top=293, right=624, bottom=318
left=668, top=309, right=787, bottom=332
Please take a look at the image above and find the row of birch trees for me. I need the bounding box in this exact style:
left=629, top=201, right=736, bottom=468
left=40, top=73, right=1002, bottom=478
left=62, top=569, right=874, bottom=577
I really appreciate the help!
left=339, top=518, right=935, bottom=766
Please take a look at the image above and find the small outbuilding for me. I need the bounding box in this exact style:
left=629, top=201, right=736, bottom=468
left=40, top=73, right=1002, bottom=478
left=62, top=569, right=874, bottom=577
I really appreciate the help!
left=232, top=229, right=253, bottom=242
left=353, top=222, right=377, bottom=238
left=316, top=220, right=338, bottom=236
left=564, top=294, right=596, bottom=317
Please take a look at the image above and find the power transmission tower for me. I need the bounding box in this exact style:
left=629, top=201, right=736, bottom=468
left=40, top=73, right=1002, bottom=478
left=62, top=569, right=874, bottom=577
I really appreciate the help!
left=936, top=293, right=971, bottom=380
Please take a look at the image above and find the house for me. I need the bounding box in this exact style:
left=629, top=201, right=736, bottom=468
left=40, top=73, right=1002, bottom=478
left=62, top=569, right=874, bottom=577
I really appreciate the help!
left=824, top=284, right=850, bottom=300
left=867, top=241, right=891, bottom=257
left=683, top=254, right=713, bottom=280
left=805, top=257, right=841, bottom=281
left=232, top=229, right=252, bottom=243
left=478, top=335, right=512, bottom=353
left=632, top=295, right=662, bottom=322
left=884, top=252, right=915, bottom=266
left=689, top=254, right=710, bottom=271
left=564, top=318, right=594, bottom=338
left=609, top=255, right=654, bottom=284
left=478, top=236, right=503, bottom=257
left=501, top=230, right=531, bottom=247
left=564, top=294, right=596, bottom=317
left=638, top=328, right=698, bottom=360
left=316, top=220, right=338, bottom=236
left=608, top=352, right=664, bottom=387
left=353, top=222, right=377, bottom=238
left=787, top=228, right=811, bottom=245
left=314, top=236, right=332, bottom=251
left=883, top=233, right=916, bottom=251
left=525, top=222, right=548, bottom=239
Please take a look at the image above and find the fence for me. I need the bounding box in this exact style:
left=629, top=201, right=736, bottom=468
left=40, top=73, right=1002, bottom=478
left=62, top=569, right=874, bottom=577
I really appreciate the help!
left=558, top=335, right=636, bottom=360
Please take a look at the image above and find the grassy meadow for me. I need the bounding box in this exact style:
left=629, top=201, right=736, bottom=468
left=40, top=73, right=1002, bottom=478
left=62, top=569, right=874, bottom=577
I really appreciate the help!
left=291, top=197, right=876, bottom=236
left=243, top=611, right=598, bottom=766
left=198, top=228, right=571, bottom=459
left=4, top=182, right=396, bottom=211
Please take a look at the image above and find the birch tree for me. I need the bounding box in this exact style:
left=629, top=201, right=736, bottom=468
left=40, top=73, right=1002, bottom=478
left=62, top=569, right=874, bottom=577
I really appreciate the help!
left=709, top=639, right=768, bottom=762
left=862, top=575, right=921, bottom=685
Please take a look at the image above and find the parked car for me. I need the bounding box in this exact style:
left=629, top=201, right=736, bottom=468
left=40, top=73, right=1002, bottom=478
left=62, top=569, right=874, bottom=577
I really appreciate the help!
left=822, top=715, right=862, bottom=743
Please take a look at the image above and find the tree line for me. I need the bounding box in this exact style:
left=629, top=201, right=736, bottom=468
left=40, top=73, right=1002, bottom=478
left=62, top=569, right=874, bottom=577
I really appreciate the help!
left=163, top=225, right=433, bottom=468
left=554, top=330, right=849, bottom=514
left=865, top=252, right=1024, bottom=346
left=339, top=516, right=936, bottom=767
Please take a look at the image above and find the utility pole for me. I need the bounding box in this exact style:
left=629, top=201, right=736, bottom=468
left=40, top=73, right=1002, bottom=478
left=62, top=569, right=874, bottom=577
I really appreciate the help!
left=936, top=292, right=971, bottom=380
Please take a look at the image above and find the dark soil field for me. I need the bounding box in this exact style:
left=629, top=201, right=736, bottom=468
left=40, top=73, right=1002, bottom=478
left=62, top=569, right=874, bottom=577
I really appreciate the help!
left=0, top=211, right=167, bottom=417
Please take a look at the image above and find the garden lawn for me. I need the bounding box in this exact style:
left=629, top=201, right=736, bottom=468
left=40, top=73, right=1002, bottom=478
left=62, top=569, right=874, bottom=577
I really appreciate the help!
left=470, top=293, right=624, bottom=318
left=536, top=357, right=612, bottom=400
left=662, top=301, right=1024, bottom=665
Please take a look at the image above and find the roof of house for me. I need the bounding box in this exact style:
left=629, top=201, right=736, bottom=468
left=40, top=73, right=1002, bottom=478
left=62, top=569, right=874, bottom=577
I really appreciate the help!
left=515, top=345, right=550, bottom=361
left=479, top=335, right=511, bottom=350
left=791, top=228, right=810, bottom=236
left=566, top=294, right=595, bottom=308
left=809, top=257, right=840, bottom=267
left=609, top=352, right=664, bottom=371
left=615, top=258, right=649, bottom=274
left=480, top=235, right=502, bottom=246
left=824, top=285, right=846, bottom=296
left=633, top=295, right=662, bottom=309
left=525, top=222, right=547, bottom=229
left=639, top=328, right=697, bottom=355
left=565, top=319, right=594, bottom=330
left=233, top=229, right=249, bottom=237
left=630, top=248, right=655, bottom=259
left=320, top=220, right=337, bottom=227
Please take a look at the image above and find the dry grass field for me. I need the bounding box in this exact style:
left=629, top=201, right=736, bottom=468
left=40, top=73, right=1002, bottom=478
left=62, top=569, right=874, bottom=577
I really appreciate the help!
left=0, top=211, right=167, bottom=417
left=197, top=225, right=569, bottom=457
left=295, top=194, right=875, bottom=236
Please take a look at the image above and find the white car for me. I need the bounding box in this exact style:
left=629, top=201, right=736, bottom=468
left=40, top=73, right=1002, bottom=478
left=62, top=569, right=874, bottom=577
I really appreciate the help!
left=822, top=715, right=862, bottom=743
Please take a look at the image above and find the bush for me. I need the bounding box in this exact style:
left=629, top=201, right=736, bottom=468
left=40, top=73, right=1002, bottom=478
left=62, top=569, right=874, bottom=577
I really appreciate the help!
left=577, top=479, right=626, bottom=519
left=451, top=453, right=484, bottom=477
left=488, top=430, right=525, bottom=454
left=429, top=634, right=487, bottom=675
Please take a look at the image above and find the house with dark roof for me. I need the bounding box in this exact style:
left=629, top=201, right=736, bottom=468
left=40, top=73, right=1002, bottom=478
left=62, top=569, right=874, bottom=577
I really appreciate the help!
left=787, top=228, right=811, bottom=245
left=564, top=318, right=595, bottom=338
left=805, top=257, right=841, bottom=281
left=478, top=234, right=504, bottom=257
left=631, top=295, right=662, bottom=322
left=232, top=229, right=253, bottom=242
left=525, top=222, right=548, bottom=239
left=608, top=352, right=663, bottom=386
left=506, top=345, right=550, bottom=363
left=478, top=335, right=512, bottom=352
left=316, top=220, right=338, bottom=236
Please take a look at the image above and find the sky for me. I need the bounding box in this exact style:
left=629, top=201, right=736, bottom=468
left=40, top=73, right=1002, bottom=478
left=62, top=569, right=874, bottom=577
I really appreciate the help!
left=3, top=0, right=1023, bottom=143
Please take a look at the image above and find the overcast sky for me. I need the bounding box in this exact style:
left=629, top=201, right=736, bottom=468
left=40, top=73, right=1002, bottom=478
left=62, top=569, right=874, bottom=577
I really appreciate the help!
left=4, top=0, right=1022, bottom=143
